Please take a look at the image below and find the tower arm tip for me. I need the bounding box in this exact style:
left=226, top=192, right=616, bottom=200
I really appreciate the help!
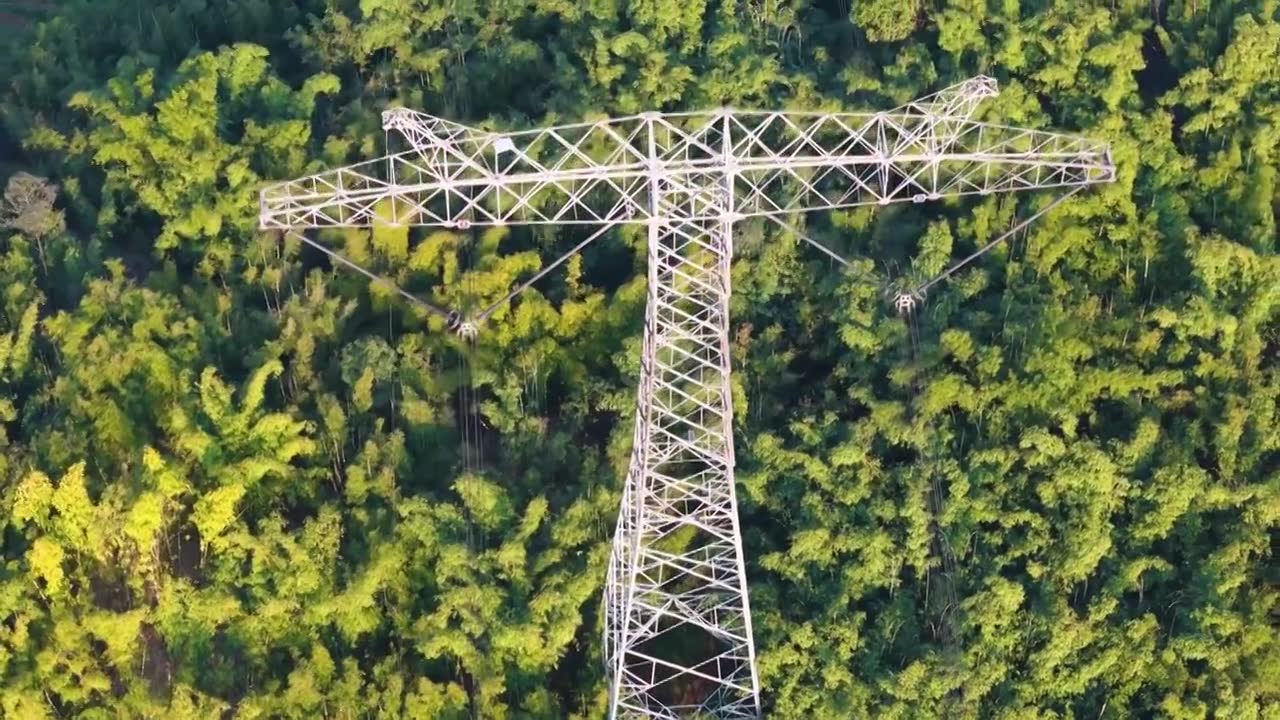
left=896, top=75, right=1000, bottom=119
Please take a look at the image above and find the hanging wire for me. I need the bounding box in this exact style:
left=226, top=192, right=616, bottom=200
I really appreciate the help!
left=458, top=233, right=476, bottom=473
left=906, top=185, right=1084, bottom=301
left=907, top=299, right=923, bottom=362
left=467, top=237, right=484, bottom=471
left=388, top=301, right=397, bottom=428
left=456, top=346, right=470, bottom=473
left=886, top=257, right=922, bottom=366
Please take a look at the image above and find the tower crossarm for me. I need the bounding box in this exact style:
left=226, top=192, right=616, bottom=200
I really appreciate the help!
left=380, top=107, right=502, bottom=182
left=260, top=113, right=661, bottom=230
left=889, top=75, right=998, bottom=158
left=257, top=147, right=654, bottom=229
left=722, top=112, right=1114, bottom=218
left=382, top=108, right=495, bottom=149
left=892, top=75, right=999, bottom=120
left=259, top=110, right=1112, bottom=231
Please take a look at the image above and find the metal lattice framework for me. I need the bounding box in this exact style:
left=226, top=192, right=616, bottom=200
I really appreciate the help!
left=258, top=77, right=1115, bottom=718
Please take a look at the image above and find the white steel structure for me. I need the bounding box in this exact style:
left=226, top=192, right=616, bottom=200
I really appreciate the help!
left=259, top=77, right=1115, bottom=718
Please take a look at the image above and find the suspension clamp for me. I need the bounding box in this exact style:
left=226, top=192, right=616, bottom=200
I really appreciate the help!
left=893, top=291, right=923, bottom=315
left=445, top=311, right=479, bottom=339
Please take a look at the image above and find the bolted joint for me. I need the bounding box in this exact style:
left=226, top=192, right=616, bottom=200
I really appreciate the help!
left=493, top=136, right=516, bottom=155
left=381, top=107, right=412, bottom=131
left=972, top=75, right=999, bottom=97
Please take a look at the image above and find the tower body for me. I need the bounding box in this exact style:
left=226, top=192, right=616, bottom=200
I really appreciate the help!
left=605, top=130, right=760, bottom=714
left=256, top=78, right=1116, bottom=719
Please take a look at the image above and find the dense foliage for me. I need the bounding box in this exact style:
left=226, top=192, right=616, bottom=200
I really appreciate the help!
left=2, top=1, right=1278, bottom=717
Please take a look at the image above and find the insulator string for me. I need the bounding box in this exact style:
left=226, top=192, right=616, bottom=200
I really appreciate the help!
left=762, top=214, right=854, bottom=269
left=473, top=222, right=618, bottom=324
left=910, top=185, right=1084, bottom=299
left=285, top=229, right=456, bottom=322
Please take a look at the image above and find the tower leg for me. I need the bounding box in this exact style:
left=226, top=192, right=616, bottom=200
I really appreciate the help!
left=605, top=213, right=760, bottom=719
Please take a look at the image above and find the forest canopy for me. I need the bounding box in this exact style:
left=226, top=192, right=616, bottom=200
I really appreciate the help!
left=1, top=0, right=1278, bottom=718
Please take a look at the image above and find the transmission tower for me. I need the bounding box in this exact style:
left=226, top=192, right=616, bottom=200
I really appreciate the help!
left=259, top=77, right=1114, bottom=718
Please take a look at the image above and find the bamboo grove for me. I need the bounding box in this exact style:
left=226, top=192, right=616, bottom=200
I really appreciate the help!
left=1, top=0, right=1277, bottom=717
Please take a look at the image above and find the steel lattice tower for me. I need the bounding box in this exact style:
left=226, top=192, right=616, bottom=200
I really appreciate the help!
left=259, top=77, right=1115, bottom=718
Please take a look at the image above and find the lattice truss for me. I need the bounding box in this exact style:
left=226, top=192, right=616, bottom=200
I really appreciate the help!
left=260, top=78, right=1111, bottom=231
left=258, top=77, right=1115, bottom=719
